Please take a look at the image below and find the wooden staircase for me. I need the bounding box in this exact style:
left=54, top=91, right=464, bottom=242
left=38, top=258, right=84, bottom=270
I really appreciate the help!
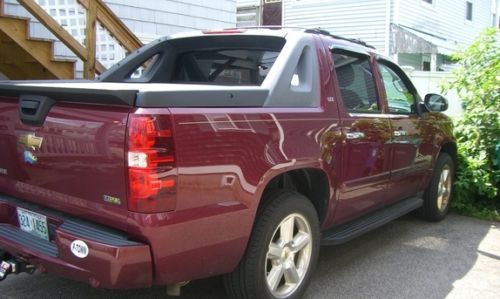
left=0, top=0, right=142, bottom=80
left=0, top=14, right=76, bottom=80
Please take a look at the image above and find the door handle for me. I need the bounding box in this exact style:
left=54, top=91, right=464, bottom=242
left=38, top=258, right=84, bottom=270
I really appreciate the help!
left=393, top=130, right=408, bottom=137
left=346, top=132, right=365, bottom=140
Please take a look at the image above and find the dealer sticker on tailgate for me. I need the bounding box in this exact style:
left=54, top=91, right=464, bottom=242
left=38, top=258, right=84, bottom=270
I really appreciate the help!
left=17, top=207, right=49, bottom=241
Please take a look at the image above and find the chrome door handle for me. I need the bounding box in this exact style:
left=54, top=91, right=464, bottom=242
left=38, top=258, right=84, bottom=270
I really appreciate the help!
left=393, top=130, right=408, bottom=137
left=346, top=132, right=365, bottom=140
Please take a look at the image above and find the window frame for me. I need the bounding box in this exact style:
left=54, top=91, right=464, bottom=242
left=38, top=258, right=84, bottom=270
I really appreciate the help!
left=331, top=47, right=382, bottom=114
left=375, top=59, right=421, bottom=116
left=466, top=1, right=473, bottom=21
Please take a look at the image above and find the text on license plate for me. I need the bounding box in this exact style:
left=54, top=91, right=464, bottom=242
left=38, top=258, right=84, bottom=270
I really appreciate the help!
left=17, top=207, right=49, bottom=241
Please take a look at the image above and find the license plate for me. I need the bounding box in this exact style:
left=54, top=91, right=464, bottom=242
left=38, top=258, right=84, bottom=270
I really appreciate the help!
left=17, top=207, right=49, bottom=241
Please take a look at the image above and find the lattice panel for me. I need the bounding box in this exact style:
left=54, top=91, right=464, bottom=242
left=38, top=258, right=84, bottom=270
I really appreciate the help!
left=35, top=0, right=126, bottom=69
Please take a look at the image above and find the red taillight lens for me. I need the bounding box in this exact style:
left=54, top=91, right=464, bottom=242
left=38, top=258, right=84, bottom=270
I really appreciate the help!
left=127, top=114, right=176, bottom=213
left=128, top=116, right=172, bottom=149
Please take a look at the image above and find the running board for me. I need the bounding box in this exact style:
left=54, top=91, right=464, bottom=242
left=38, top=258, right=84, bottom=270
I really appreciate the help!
left=321, top=197, right=423, bottom=245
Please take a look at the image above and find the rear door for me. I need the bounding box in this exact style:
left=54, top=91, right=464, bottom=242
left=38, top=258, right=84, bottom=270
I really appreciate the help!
left=331, top=49, right=392, bottom=224
left=375, top=59, right=431, bottom=202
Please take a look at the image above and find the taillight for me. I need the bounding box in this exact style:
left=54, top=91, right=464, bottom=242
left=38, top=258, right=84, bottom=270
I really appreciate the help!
left=126, top=114, right=176, bottom=213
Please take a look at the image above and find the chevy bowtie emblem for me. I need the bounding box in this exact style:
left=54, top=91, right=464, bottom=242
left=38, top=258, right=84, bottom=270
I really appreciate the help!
left=19, top=133, right=43, bottom=151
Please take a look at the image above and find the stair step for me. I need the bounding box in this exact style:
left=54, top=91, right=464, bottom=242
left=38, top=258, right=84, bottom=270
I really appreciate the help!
left=321, top=197, right=423, bottom=245
left=0, top=14, right=32, bottom=22
left=0, top=14, right=75, bottom=79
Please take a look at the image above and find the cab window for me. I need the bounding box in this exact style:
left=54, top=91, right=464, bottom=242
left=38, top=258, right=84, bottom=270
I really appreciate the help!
left=377, top=62, right=416, bottom=114
left=332, top=49, right=379, bottom=113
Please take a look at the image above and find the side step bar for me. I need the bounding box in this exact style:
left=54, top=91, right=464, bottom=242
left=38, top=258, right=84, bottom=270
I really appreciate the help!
left=321, top=197, right=423, bottom=245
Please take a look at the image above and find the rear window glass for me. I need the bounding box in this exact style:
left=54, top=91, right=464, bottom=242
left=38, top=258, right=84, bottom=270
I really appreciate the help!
left=173, top=49, right=279, bottom=85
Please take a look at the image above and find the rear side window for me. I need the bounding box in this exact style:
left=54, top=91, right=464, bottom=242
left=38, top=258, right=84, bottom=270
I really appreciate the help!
left=332, top=50, right=379, bottom=112
left=173, top=49, right=280, bottom=85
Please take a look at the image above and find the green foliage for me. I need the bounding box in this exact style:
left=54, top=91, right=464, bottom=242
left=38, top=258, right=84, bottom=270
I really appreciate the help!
left=443, top=28, right=500, bottom=221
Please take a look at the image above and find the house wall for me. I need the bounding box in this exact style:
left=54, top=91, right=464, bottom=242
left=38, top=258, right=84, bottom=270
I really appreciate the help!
left=105, top=0, right=236, bottom=37
left=398, top=53, right=422, bottom=69
left=283, top=0, right=389, bottom=53
left=237, top=0, right=260, bottom=7
left=396, top=0, right=494, bottom=45
left=409, top=71, right=462, bottom=118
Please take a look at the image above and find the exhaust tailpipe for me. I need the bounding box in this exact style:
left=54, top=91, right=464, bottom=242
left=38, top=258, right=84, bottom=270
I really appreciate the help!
left=0, top=260, right=15, bottom=281
left=0, top=258, right=36, bottom=282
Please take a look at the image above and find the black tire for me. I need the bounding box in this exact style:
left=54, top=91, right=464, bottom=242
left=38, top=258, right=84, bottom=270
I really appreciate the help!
left=416, top=153, right=455, bottom=222
left=224, top=190, right=320, bottom=299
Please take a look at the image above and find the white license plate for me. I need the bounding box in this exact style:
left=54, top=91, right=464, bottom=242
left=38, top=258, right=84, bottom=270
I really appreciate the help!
left=17, top=207, right=49, bottom=241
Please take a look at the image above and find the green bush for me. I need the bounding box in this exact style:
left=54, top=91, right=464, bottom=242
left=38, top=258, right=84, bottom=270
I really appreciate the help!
left=444, top=28, right=500, bottom=221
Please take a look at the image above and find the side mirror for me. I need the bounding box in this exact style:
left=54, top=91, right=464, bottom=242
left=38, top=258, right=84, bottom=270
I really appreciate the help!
left=424, top=93, right=448, bottom=112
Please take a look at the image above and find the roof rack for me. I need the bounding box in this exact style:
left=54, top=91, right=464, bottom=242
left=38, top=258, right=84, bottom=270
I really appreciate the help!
left=305, top=28, right=376, bottom=49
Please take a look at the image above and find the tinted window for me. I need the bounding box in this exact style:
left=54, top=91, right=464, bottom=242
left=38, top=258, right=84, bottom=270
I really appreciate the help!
left=378, top=62, right=416, bottom=114
left=129, top=54, right=161, bottom=79
left=173, top=49, right=279, bottom=85
left=332, top=50, right=379, bottom=112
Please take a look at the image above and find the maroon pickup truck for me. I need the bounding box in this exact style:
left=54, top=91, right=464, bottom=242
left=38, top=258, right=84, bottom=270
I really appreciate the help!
left=0, top=28, right=455, bottom=298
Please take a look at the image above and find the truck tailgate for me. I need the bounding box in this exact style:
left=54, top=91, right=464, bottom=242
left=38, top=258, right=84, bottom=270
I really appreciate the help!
left=0, top=94, right=132, bottom=230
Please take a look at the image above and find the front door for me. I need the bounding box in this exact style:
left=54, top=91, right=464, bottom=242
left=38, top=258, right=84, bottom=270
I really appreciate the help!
left=332, top=49, right=392, bottom=225
left=376, top=60, right=431, bottom=202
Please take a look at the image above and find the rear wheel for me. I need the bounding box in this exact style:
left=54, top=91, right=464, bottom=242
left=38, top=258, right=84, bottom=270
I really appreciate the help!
left=417, top=153, right=454, bottom=221
left=224, top=191, right=320, bottom=299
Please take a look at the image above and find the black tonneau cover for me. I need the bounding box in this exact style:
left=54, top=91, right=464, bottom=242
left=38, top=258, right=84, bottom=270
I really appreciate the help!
left=0, top=80, right=136, bottom=106
left=0, top=81, right=269, bottom=108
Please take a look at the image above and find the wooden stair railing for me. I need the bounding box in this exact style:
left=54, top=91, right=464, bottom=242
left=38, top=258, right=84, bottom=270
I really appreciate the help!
left=7, top=0, right=143, bottom=79
left=77, top=0, right=143, bottom=53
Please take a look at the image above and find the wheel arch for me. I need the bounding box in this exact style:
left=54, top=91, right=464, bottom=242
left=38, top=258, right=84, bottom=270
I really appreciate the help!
left=256, top=167, right=332, bottom=225
left=439, top=141, right=457, bottom=168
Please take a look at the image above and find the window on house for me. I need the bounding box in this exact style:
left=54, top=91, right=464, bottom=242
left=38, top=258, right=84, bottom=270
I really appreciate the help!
left=422, top=0, right=433, bottom=4
left=466, top=1, right=473, bottom=21
left=422, top=61, right=431, bottom=71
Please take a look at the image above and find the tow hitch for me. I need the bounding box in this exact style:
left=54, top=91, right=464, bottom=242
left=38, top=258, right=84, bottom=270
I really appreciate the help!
left=0, top=256, right=36, bottom=281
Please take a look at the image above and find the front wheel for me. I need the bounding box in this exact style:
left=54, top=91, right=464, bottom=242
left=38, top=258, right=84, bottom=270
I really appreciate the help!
left=224, top=191, right=320, bottom=299
left=417, top=153, right=455, bottom=221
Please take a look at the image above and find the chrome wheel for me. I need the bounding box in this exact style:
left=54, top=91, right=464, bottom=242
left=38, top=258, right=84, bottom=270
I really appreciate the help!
left=437, top=164, right=452, bottom=212
left=265, top=213, right=312, bottom=298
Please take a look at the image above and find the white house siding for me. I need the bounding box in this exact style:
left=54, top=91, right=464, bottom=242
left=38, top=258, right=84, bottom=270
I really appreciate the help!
left=105, top=0, right=236, bottom=37
left=237, top=0, right=260, bottom=7
left=283, top=0, right=389, bottom=53
left=396, top=0, right=494, bottom=46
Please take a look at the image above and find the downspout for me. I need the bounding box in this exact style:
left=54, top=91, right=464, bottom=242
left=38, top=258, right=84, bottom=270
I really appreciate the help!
left=282, top=0, right=285, bottom=26
left=385, top=0, right=391, bottom=56
left=393, top=0, right=400, bottom=62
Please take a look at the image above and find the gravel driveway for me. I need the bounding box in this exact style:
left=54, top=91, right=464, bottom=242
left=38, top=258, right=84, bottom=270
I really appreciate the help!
left=1, top=213, right=499, bottom=299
